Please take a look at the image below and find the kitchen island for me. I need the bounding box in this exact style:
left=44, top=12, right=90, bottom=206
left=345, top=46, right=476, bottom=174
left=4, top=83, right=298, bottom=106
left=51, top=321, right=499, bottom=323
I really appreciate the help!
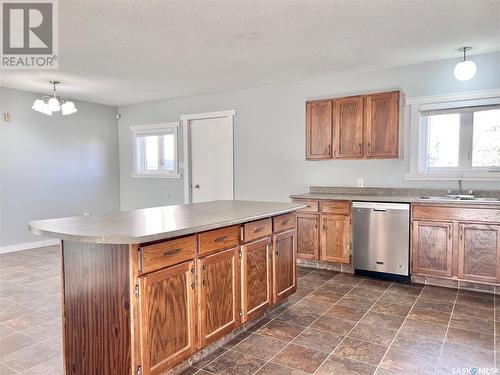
left=29, top=200, right=303, bottom=375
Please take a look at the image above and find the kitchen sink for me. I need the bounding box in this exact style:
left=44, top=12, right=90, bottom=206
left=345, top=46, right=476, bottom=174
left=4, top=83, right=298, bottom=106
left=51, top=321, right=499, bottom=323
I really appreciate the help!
left=419, top=195, right=500, bottom=202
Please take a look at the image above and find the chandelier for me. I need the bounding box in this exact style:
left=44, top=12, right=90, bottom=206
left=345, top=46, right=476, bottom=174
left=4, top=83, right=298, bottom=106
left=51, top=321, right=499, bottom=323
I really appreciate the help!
left=32, top=81, right=78, bottom=116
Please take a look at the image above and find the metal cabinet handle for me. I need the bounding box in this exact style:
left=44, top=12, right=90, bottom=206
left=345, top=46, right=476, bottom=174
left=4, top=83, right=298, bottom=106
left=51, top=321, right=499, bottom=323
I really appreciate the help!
left=163, top=248, right=182, bottom=256
left=282, top=220, right=290, bottom=225
left=254, top=227, right=264, bottom=233
left=194, top=184, right=200, bottom=189
left=214, top=235, right=228, bottom=243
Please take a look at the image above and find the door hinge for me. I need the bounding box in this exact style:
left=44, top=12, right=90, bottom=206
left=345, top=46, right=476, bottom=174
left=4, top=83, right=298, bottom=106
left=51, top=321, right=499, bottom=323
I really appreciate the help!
left=136, top=365, right=142, bottom=375
left=239, top=310, right=243, bottom=318
left=239, top=250, right=242, bottom=259
left=134, top=284, right=139, bottom=298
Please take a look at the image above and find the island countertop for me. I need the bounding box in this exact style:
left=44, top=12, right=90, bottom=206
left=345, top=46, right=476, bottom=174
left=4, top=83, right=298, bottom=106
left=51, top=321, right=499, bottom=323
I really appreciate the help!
left=29, top=200, right=304, bottom=244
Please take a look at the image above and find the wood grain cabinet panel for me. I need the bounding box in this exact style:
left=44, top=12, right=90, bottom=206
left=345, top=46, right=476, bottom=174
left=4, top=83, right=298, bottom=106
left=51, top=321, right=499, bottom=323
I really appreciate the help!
left=198, top=225, right=239, bottom=256
left=138, top=261, right=196, bottom=375
left=306, top=100, right=333, bottom=159
left=458, top=223, right=500, bottom=284
left=412, top=221, right=453, bottom=277
left=364, top=91, right=399, bottom=158
left=334, top=96, right=364, bottom=159
left=198, top=247, right=240, bottom=347
left=240, top=237, right=272, bottom=322
left=273, top=229, right=297, bottom=303
left=320, top=214, right=351, bottom=264
left=296, top=213, right=319, bottom=260
left=273, top=213, right=296, bottom=233
left=140, top=235, right=197, bottom=274
left=243, top=218, right=272, bottom=243
left=292, top=199, right=319, bottom=213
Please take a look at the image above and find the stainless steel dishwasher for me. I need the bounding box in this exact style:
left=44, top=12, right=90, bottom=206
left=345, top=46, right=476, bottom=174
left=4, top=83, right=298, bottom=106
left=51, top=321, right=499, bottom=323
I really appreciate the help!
left=352, top=201, right=410, bottom=281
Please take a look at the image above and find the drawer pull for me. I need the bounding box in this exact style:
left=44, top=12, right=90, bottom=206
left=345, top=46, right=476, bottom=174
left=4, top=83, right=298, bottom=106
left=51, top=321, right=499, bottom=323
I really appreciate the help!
left=214, top=235, right=228, bottom=243
left=282, top=220, right=290, bottom=225
left=254, top=227, right=264, bottom=233
left=163, top=248, right=182, bottom=257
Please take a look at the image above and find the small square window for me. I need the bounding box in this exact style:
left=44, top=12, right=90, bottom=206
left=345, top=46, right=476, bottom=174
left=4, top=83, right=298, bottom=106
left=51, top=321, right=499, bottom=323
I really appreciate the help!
left=130, top=123, right=180, bottom=178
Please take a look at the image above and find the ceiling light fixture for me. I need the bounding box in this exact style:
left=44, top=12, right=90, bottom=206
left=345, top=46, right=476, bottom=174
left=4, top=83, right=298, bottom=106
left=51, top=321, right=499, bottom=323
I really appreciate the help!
left=454, top=47, right=477, bottom=81
left=32, top=81, right=78, bottom=116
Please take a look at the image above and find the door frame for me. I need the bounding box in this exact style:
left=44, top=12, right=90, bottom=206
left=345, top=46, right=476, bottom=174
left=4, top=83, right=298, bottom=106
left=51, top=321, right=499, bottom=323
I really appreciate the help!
left=181, top=110, right=236, bottom=204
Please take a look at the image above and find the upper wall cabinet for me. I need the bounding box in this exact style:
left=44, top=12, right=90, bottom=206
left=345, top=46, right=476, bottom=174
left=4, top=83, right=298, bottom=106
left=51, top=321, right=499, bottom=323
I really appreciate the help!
left=306, top=100, right=333, bottom=159
left=305, top=90, right=400, bottom=160
left=364, top=91, right=400, bottom=158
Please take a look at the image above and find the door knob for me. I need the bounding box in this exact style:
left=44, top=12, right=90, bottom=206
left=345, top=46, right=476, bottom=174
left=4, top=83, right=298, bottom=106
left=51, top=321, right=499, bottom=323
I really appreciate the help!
left=193, top=184, right=200, bottom=189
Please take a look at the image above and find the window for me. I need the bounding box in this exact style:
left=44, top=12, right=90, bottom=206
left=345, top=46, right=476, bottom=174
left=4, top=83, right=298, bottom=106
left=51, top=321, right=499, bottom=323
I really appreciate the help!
left=419, top=106, right=500, bottom=175
left=130, top=122, right=180, bottom=178
left=407, top=91, right=500, bottom=180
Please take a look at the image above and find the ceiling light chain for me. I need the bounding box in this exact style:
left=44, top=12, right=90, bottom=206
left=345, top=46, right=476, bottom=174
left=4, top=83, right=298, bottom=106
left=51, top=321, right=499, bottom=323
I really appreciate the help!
left=32, top=81, right=78, bottom=116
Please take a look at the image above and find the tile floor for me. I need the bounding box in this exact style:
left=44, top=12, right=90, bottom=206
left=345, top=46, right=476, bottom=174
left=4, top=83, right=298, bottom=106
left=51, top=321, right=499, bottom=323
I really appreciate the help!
left=1, top=246, right=499, bottom=375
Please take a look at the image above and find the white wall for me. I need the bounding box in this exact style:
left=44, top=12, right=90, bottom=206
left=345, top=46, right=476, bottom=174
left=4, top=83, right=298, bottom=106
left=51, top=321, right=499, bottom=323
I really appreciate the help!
left=118, top=52, right=500, bottom=210
left=0, top=87, right=120, bottom=249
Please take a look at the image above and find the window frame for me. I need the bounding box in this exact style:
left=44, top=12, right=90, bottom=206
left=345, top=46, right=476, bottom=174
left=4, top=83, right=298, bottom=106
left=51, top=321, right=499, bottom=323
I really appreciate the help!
left=130, top=122, right=181, bottom=178
left=406, top=90, right=500, bottom=181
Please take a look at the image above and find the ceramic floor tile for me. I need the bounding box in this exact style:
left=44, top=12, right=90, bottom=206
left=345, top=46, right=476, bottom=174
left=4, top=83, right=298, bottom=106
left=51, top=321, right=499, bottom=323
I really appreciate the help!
left=310, top=315, right=356, bottom=336
left=348, top=323, right=397, bottom=347
left=275, top=307, right=319, bottom=327
left=256, top=320, right=304, bottom=342
left=1, top=343, right=59, bottom=373
left=325, top=304, right=367, bottom=321
left=203, top=350, right=265, bottom=375
left=391, top=332, right=443, bottom=358
left=231, top=334, right=287, bottom=360
left=292, top=327, right=343, bottom=353
left=370, top=302, right=411, bottom=317
left=398, top=318, right=448, bottom=342
left=445, top=327, right=494, bottom=350
left=272, top=343, right=329, bottom=373
left=379, top=347, right=437, bottom=375
left=439, top=342, right=494, bottom=369
left=359, top=312, right=405, bottom=331
left=333, top=337, right=387, bottom=366
left=407, top=306, right=451, bottom=325
left=254, top=362, right=308, bottom=375
left=316, top=355, right=376, bottom=375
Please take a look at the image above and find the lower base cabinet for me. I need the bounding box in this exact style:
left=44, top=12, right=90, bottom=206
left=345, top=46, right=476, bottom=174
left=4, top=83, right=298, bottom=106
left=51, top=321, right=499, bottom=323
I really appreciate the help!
left=197, top=247, right=240, bottom=347
left=139, top=261, right=197, bottom=375
left=320, top=214, right=351, bottom=264
left=458, top=223, right=500, bottom=284
left=240, top=237, right=272, bottom=323
left=273, top=229, right=297, bottom=303
left=296, top=214, right=319, bottom=259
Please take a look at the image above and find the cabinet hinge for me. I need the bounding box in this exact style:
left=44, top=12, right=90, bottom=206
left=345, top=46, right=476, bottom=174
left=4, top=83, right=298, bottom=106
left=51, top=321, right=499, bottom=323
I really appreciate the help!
left=238, top=250, right=242, bottom=259
left=136, top=365, right=142, bottom=375
left=239, top=310, right=243, bottom=318
left=134, top=284, right=139, bottom=298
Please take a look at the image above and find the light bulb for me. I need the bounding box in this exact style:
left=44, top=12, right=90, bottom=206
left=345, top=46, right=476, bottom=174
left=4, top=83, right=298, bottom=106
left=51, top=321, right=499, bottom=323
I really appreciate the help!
left=61, top=101, right=77, bottom=115
left=454, top=60, right=477, bottom=81
left=32, top=99, right=44, bottom=112
left=48, top=97, right=61, bottom=112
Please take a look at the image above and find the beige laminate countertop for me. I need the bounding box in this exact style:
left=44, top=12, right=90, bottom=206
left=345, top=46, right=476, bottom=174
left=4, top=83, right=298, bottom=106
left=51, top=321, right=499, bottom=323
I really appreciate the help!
left=29, top=200, right=304, bottom=245
left=290, top=192, right=500, bottom=205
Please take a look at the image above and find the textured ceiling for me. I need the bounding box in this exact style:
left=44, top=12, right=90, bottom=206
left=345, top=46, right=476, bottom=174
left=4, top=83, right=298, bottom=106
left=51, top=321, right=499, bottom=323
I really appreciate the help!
left=1, top=0, right=499, bottom=106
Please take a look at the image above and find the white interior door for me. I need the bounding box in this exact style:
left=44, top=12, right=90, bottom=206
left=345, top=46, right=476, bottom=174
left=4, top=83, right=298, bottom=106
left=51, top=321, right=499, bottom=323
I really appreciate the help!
left=189, top=116, right=233, bottom=203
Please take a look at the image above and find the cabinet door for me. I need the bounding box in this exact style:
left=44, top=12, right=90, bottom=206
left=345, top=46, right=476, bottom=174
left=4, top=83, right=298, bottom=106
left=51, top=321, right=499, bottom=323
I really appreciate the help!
left=320, top=214, right=351, bottom=264
left=240, top=237, right=272, bottom=323
left=306, top=100, right=333, bottom=159
left=334, top=96, right=364, bottom=158
left=412, top=221, right=453, bottom=277
left=139, top=261, right=196, bottom=375
left=273, top=230, right=297, bottom=303
left=458, top=223, right=500, bottom=284
left=296, top=214, right=319, bottom=260
left=198, top=247, right=240, bottom=347
left=364, top=91, right=399, bottom=158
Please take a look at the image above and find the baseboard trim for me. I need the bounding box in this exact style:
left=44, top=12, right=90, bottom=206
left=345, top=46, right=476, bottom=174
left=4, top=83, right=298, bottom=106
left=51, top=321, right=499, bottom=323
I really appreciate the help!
left=0, top=239, right=60, bottom=254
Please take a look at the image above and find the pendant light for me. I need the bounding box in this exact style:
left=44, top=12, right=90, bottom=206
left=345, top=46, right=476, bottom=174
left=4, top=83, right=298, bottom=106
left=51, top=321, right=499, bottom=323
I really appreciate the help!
left=454, top=47, right=477, bottom=81
left=32, top=81, right=78, bottom=116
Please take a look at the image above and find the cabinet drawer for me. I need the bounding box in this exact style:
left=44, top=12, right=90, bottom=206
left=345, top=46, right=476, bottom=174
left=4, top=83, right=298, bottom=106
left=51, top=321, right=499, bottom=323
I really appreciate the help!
left=140, top=235, right=197, bottom=274
left=243, top=218, right=272, bottom=242
left=292, top=199, right=319, bottom=213
left=273, top=213, right=296, bottom=233
left=321, top=200, right=350, bottom=215
left=198, top=225, right=240, bottom=256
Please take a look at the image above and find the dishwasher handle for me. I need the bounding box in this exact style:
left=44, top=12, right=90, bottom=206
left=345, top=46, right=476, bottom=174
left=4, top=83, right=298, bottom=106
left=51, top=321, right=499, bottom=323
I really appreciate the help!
left=352, top=202, right=410, bottom=211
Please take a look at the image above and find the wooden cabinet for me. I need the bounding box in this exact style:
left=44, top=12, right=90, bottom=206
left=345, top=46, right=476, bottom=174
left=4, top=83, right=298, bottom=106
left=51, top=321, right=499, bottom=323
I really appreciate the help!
left=334, top=96, right=364, bottom=158
left=240, top=237, right=272, bottom=322
left=364, top=91, right=399, bottom=158
left=138, top=261, right=196, bottom=375
left=198, top=247, right=240, bottom=347
left=306, top=90, right=399, bottom=160
left=320, top=214, right=351, bottom=264
left=296, top=213, right=319, bottom=260
left=412, top=221, right=453, bottom=278
left=306, top=100, right=333, bottom=159
left=458, top=223, right=500, bottom=284
left=273, top=229, right=297, bottom=303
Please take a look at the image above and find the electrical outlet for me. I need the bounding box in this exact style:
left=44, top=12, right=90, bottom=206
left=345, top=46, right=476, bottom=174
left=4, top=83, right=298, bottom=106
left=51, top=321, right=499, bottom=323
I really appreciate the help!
left=356, top=178, right=364, bottom=188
